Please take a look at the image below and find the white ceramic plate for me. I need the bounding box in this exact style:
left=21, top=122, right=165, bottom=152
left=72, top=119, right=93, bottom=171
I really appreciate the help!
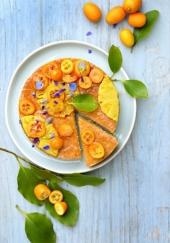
left=5, top=41, right=136, bottom=174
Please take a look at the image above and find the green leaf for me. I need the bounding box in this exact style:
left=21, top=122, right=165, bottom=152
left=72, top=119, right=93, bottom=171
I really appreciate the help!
left=16, top=205, right=57, bottom=243
left=108, top=45, right=123, bottom=73
left=134, top=10, right=159, bottom=45
left=17, top=165, right=44, bottom=206
left=31, top=165, right=63, bottom=184
left=46, top=182, right=79, bottom=227
left=71, top=94, right=98, bottom=112
left=62, top=173, right=105, bottom=187
left=123, top=80, right=149, bottom=98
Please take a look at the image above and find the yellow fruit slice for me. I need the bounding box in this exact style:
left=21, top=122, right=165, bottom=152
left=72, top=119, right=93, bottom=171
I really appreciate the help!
left=19, top=99, right=35, bottom=115
left=26, top=118, right=46, bottom=138
left=78, top=76, right=92, bottom=89
left=49, top=190, right=63, bottom=204
left=75, top=60, right=90, bottom=77
left=61, top=59, right=74, bottom=74
left=81, top=129, right=95, bottom=145
left=88, top=142, right=105, bottom=159
left=89, top=68, right=104, bottom=83
left=54, top=201, right=68, bottom=216
left=98, top=76, right=119, bottom=122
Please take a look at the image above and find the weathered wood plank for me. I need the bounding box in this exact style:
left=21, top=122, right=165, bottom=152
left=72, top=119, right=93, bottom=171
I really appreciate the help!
left=0, top=0, right=170, bottom=242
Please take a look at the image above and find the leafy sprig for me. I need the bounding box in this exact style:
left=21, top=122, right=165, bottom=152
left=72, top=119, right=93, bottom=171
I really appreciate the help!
left=108, top=45, right=148, bottom=99
left=0, top=147, right=105, bottom=242
left=134, top=10, right=159, bottom=46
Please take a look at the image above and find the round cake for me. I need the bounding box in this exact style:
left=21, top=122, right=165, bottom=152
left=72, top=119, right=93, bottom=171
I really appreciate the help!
left=19, top=58, right=119, bottom=167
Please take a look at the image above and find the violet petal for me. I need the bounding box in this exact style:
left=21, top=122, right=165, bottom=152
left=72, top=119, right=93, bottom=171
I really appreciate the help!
left=69, top=82, right=77, bottom=91
left=35, top=80, right=43, bottom=90
left=33, top=137, right=40, bottom=144
left=86, top=31, right=92, bottom=36
left=43, top=145, right=50, bottom=150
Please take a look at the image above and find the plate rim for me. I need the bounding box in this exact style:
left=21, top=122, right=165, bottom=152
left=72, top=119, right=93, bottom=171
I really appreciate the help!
left=5, top=40, right=136, bottom=174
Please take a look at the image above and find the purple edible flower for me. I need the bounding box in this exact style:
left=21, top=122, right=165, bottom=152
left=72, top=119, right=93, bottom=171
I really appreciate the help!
left=54, top=92, right=60, bottom=98
left=88, top=49, right=92, bottom=54
left=35, top=80, right=43, bottom=90
left=59, top=88, right=66, bottom=93
left=43, top=145, right=50, bottom=150
left=69, top=82, right=77, bottom=92
left=86, top=31, right=92, bottom=36
left=33, top=137, right=39, bottom=144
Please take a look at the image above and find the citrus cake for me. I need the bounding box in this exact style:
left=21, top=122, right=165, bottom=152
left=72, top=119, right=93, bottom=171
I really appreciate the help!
left=19, top=58, right=119, bottom=167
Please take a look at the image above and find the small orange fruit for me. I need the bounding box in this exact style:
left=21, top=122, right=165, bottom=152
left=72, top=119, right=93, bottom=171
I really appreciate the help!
left=34, top=184, right=51, bottom=201
left=128, top=12, right=146, bottom=28
left=83, top=2, right=102, bottom=23
left=119, top=28, right=135, bottom=48
left=106, top=6, right=126, bottom=25
left=123, top=0, right=142, bottom=14
left=54, top=201, right=68, bottom=216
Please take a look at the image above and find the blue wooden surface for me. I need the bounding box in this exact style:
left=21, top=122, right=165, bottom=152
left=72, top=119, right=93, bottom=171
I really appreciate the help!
left=0, top=1, right=170, bottom=242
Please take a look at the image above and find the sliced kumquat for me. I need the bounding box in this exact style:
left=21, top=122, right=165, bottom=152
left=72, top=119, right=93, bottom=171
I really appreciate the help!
left=19, top=99, right=35, bottom=115
left=54, top=201, right=68, bottom=216
left=62, top=74, right=78, bottom=83
left=61, top=59, right=74, bottom=74
left=50, top=137, right=64, bottom=149
left=43, top=63, right=63, bottom=81
left=75, top=60, right=90, bottom=77
left=49, top=190, right=63, bottom=204
left=78, top=76, right=92, bottom=89
left=27, top=119, right=46, bottom=138
left=88, top=142, right=105, bottom=159
left=34, top=184, right=51, bottom=201
left=89, top=68, right=104, bottom=83
left=81, top=129, right=95, bottom=145
left=58, top=124, right=73, bottom=137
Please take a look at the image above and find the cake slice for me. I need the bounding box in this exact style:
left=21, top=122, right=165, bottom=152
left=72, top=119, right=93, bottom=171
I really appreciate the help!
left=78, top=84, right=117, bottom=133
left=78, top=116, right=118, bottom=167
left=53, top=113, right=81, bottom=160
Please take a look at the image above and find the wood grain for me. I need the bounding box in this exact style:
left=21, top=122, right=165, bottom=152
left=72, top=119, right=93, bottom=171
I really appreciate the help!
left=0, top=0, right=170, bottom=242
